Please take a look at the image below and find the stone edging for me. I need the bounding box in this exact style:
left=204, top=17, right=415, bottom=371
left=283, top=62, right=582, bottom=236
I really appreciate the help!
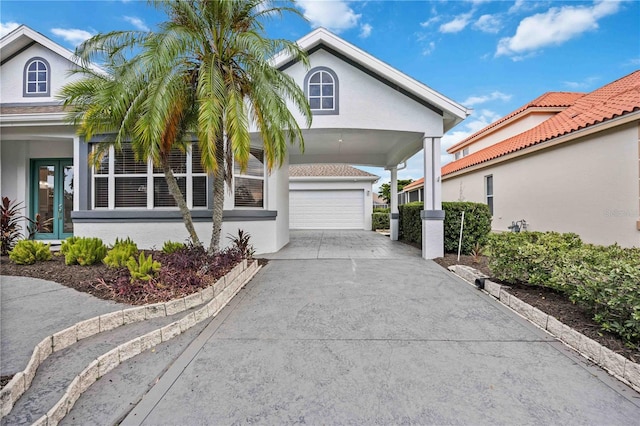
left=449, top=264, right=640, bottom=393
left=0, top=259, right=260, bottom=424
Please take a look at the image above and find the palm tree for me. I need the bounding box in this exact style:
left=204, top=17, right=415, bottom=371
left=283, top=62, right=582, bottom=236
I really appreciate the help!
left=62, top=0, right=311, bottom=252
left=59, top=37, right=203, bottom=246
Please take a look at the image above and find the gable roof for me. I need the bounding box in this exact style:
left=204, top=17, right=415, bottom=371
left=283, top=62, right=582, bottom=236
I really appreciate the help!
left=442, top=70, right=640, bottom=177
left=290, top=164, right=378, bottom=180
left=0, top=24, right=101, bottom=73
left=272, top=27, right=470, bottom=133
left=447, top=91, right=585, bottom=154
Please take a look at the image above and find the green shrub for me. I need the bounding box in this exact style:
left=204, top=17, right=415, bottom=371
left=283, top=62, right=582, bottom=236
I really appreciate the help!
left=104, top=237, right=138, bottom=268
left=371, top=212, right=390, bottom=230
left=373, top=207, right=390, bottom=213
left=487, top=231, right=582, bottom=285
left=9, top=240, right=52, bottom=265
left=127, top=252, right=161, bottom=283
left=398, top=201, right=492, bottom=253
left=63, top=237, right=107, bottom=266
left=162, top=240, right=185, bottom=254
left=442, top=202, right=492, bottom=254
left=552, top=244, right=640, bottom=344
left=60, top=236, right=79, bottom=255
left=398, top=202, right=423, bottom=244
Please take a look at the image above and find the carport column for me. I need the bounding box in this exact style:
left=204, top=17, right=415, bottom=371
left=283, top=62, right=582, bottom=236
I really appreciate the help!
left=389, top=166, right=399, bottom=240
left=422, top=136, right=444, bottom=259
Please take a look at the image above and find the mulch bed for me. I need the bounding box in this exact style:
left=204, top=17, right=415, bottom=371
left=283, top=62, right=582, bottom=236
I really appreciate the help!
left=433, top=253, right=639, bottom=363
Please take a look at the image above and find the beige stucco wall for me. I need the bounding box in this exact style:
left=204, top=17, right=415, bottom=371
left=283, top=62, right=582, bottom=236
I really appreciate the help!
left=442, top=121, right=640, bottom=248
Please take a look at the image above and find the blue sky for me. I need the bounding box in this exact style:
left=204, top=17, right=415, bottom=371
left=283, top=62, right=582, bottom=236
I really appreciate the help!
left=2, top=0, right=639, bottom=189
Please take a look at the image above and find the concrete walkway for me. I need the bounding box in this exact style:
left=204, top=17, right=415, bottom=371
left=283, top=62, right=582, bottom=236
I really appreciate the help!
left=122, top=231, right=640, bottom=425
left=0, top=275, right=128, bottom=375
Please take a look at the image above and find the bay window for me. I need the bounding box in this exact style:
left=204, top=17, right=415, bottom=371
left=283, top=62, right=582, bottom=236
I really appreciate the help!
left=234, top=148, right=265, bottom=208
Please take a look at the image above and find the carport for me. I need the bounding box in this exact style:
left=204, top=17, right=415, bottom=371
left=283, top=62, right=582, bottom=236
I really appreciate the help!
left=269, top=28, right=470, bottom=259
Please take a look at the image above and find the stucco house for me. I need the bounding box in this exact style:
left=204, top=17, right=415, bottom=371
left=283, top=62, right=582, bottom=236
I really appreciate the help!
left=441, top=70, right=640, bottom=248
left=1, top=25, right=469, bottom=258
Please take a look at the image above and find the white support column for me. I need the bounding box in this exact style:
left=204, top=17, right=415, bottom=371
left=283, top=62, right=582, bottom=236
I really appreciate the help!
left=389, top=166, right=399, bottom=240
left=422, top=136, right=444, bottom=259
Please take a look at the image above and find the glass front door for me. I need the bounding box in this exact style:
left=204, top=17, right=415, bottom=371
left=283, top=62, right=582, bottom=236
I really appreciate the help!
left=31, top=159, right=73, bottom=239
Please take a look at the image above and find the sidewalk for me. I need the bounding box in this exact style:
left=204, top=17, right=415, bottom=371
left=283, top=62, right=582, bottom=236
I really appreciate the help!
left=0, top=275, right=128, bottom=375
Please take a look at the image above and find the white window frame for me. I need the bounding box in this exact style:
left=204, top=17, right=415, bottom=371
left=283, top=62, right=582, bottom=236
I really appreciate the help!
left=92, top=143, right=208, bottom=210
left=485, top=174, right=494, bottom=215
left=233, top=147, right=266, bottom=209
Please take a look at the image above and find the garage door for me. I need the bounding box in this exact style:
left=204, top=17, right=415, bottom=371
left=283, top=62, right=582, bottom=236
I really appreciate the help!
left=290, top=190, right=364, bottom=229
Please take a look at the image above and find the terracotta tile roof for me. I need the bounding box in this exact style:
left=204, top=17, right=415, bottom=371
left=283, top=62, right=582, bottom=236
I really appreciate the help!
left=447, top=91, right=585, bottom=153
left=442, top=70, right=640, bottom=176
left=289, top=164, right=378, bottom=178
left=401, top=178, right=424, bottom=191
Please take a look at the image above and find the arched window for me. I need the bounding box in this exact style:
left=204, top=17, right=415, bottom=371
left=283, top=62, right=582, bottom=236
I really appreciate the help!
left=24, top=57, right=50, bottom=97
left=304, top=67, right=339, bottom=115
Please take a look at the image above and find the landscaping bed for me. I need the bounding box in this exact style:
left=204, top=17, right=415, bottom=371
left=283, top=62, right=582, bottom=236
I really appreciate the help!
left=433, top=253, right=639, bottom=364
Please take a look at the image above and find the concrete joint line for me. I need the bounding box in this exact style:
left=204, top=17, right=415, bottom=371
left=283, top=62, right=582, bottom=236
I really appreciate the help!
left=0, top=260, right=260, bottom=424
left=449, top=264, right=640, bottom=393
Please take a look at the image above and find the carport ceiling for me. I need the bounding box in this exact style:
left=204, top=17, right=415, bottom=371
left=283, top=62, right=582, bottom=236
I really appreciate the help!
left=286, top=128, right=424, bottom=167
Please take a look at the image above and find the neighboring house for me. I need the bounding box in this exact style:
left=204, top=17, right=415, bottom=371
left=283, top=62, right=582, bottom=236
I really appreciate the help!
left=289, top=164, right=378, bottom=230
left=1, top=25, right=468, bottom=257
left=372, top=193, right=388, bottom=209
left=441, top=70, right=640, bottom=248
left=398, top=178, right=424, bottom=205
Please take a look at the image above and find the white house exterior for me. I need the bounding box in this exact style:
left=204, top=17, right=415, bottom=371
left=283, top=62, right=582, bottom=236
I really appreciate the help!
left=441, top=71, right=640, bottom=248
left=1, top=25, right=468, bottom=257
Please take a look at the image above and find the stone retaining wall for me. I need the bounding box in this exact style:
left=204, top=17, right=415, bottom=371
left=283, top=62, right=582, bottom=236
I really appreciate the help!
left=1, top=259, right=260, bottom=424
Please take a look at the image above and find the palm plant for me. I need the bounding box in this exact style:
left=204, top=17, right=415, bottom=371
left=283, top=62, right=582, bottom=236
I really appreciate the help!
left=61, top=0, right=312, bottom=252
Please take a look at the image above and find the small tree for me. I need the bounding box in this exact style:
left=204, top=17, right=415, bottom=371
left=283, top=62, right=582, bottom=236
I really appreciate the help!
left=378, top=179, right=413, bottom=204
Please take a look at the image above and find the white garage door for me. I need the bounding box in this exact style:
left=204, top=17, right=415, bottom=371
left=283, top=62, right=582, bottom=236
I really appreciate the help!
left=290, top=190, right=364, bottom=229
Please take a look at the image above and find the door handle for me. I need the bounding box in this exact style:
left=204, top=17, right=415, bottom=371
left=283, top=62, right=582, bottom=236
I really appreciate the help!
left=58, top=203, right=63, bottom=215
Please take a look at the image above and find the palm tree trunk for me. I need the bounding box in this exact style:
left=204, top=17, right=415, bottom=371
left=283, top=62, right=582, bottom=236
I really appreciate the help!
left=161, top=159, right=202, bottom=247
left=209, top=135, right=226, bottom=253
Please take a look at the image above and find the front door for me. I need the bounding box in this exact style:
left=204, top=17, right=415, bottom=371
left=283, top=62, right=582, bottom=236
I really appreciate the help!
left=31, top=159, right=74, bottom=239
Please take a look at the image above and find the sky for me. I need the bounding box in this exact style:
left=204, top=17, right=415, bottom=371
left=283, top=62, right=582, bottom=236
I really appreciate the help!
left=1, top=0, right=639, bottom=191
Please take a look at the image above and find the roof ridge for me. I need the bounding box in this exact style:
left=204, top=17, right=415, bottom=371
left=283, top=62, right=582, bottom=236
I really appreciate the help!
left=447, top=91, right=585, bottom=153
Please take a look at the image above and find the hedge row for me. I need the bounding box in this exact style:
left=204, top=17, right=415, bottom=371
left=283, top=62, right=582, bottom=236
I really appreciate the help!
left=398, top=201, right=492, bottom=254
left=371, top=213, right=390, bottom=230
left=487, top=232, right=640, bottom=345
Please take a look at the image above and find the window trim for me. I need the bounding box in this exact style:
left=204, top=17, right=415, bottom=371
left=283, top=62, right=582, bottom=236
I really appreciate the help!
left=304, top=66, right=339, bottom=116
left=485, top=174, right=494, bottom=215
left=233, top=147, right=266, bottom=209
left=24, top=57, right=51, bottom=97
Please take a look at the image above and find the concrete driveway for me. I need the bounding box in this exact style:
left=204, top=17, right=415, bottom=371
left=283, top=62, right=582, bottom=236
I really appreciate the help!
left=123, top=230, right=640, bottom=425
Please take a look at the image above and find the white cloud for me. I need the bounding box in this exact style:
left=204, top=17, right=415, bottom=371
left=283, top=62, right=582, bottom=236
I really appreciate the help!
left=496, top=0, right=622, bottom=58
left=1, top=21, right=20, bottom=37
left=51, top=28, right=94, bottom=46
left=124, top=16, right=149, bottom=32
left=359, top=23, right=372, bottom=38
left=473, top=14, right=501, bottom=33
left=562, top=76, right=600, bottom=90
left=420, top=16, right=440, bottom=28
left=297, top=0, right=361, bottom=32
left=422, top=41, right=436, bottom=56
left=439, top=12, right=473, bottom=34
left=462, top=91, right=512, bottom=106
